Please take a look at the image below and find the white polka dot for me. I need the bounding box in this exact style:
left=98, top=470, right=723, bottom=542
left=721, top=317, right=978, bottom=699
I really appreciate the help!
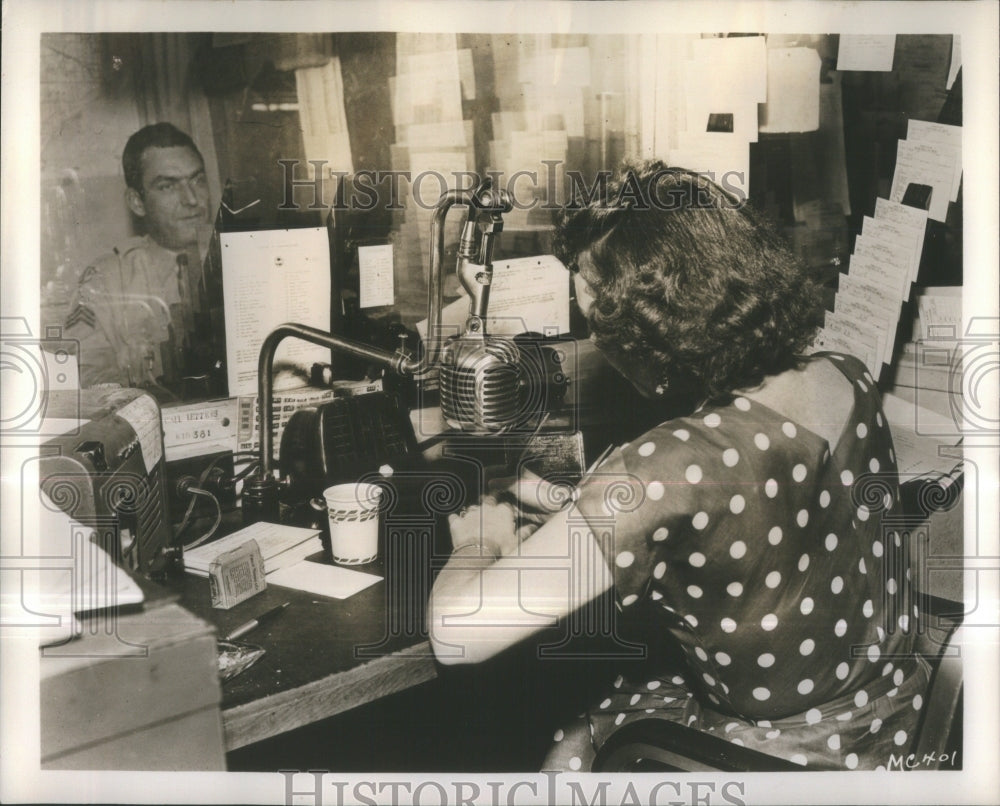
left=831, top=576, right=844, bottom=594
left=615, top=712, right=627, bottom=725
left=856, top=422, right=868, bottom=439
left=854, top=690, right=869, bottom=707
left=684, top=614, right=698, bottom=628
left=646, top=680, right=661, bottom=690
left=616, top=551, right=635, bottom=568
left=876, top=626, right=886, bottom=642
left=692, top=511, right=709, bottom=530
left=757, top=652, right=775, bottom=668
left=764, top=478, right=778, bottom=498
left=841, top=469, right=854, bottom=486
left=867, top=645, right=881, bottom=663
left=835, top=619, right=848, bottom=637
left=890, top=448, right=895, bottom=463
left=716, top=652, right=731, bottom=666
left=766, top=729, right=781, bottom=739
left=553, top=728, right=565, bottom=741
left=613, top=675, right=623, bottom=688
left=757, top=720, right=772, bottom=728
left=730, top=738, right=745, bottom=746
left=837, top=711, right=853, bottom=721
left=913, top=694, right=923, bottom=710
left=673, top=429, right=690, bottom=441
left=569, top=756, right=582, bottom=770
left=663, top=696, right=676, bottom=703
left=726, top=581, right=743, bottom=597
left=782, top=422, right=798, bottom=438
left=754, top=433, right=770, bottom=450
left=637, top=441, right=656, bottom=457
left=723, top=448, right=740, bottom=467
left=688, top=551, right=705, bottom=567
left=893, top=669, right=904, bottom=687
left=863, top=600, right=874, bottom=618
left=798, top=679, right=814, bottom=695
left=819, top=490, right=831, bottom=508
left=888, top=687, right=898, bottom=697
left=730, top=495, right=746, bottom=514
left=836, top=662, right=849, bottom=680
left=857, top=505, right=870, bottom=522
left=825, top=533, right=839, bottom=552
left=828, top=734, right=841, bottom=750
left=622, top=594, right=638, bottom=606
left=761, top=613, right=778, bottom=631
left=688, top=715, right=697, bottom=724
left=796, top=509, right=809, bottom=527
left=647, top=481, right=665, bottom=500
left=892, top=529, right=900, bottom=546
left=721, top=617, right=737, bottom=633
left=899, top=614, right=910, bottom=631
left=800, top=597, right=814, bottom=615
left=600, top=698, right=612, bottom=709
left=870, top=718, right=883, bottom=733
left=798, top=554, right=810, bottom=572
left=805, top=708, right=821, bottom=725
left=767, top=526, right=782, bottom=545
left=845, top=753, right=858, bottom=769
left=792, top=464, right=807, bottom=482
left=882, top=662, right=894, bottom=677
left=724, top=721, right=739, bottom=733
left=859, top=557, right=867, bottom=574
left=685, top=464, right=703, bottom=484
left=870, top=457, right=880, bottom=472
left=703, top=672, right=716, bottom=687
left=893, top=730, right=907, bottom=747
left=872, top=540, right=883, bottom=558
left=729, top=540, right=747, bottom=559
left=752, top=687, right=771, bottom=701
left=653, top=527, right=669, bottom=542
left=790, top=753, right=808, bottom=766
left=734, top=396, right=751, bottom=411
left=857, top=379, right=868, bottom=393
left=651, top=590, right=663, bottom=601
left=653, top=561, right=666, bottom=579
left=704, top=413, right=721, bottom=428
left=800, top=638, right=815, bottom=656
left=687, top=585, right=703, bottom=599
left=765, top=571, right=781, bottom=588
left=887, top=578, right=897, bottom=595
left=671, top=675, right=684, bottom=686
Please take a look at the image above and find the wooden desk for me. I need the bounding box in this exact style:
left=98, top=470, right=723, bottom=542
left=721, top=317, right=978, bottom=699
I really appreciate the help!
left=175, top=536, right=441, bottom=751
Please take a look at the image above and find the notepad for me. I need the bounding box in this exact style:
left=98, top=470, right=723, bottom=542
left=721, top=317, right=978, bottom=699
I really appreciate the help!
left=184, top=521, right=321, bottom=577
left=266, top=561, right=383, bottom=600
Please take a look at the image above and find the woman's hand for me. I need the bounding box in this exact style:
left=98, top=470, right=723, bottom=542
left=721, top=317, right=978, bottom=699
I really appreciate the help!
left=447, top=496, right=520, bottom=558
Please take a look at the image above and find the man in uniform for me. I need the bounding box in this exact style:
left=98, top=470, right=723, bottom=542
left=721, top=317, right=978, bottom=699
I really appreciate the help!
left=66, top=122, right=218, bottom=397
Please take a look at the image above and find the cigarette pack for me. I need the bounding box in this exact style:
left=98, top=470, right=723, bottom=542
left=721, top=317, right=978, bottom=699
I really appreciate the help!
left=208, top=539, right=266, bottom=609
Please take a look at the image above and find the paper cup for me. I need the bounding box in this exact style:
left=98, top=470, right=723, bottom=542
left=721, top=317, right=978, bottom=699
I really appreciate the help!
left=323, top=483, right=382, bottom=565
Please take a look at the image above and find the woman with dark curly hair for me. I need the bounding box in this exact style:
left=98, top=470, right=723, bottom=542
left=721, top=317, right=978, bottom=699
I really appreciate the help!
left=428, top=162, right=927, bottom=771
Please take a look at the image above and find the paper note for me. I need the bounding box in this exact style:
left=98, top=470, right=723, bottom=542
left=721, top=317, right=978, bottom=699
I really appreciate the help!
left=358, top=244, right=394, bottom=309
left=946, top=36, right=961, bottom=90
left=221, top=228, right=332, bottom=398
left=916, top=286, right=962, bottom=342
left=759, top=47, right=821, bottom=134
left=266, top=560, right=382, bottom=600
left=417, top=255, right=571, bottom=341
left=837, top=35, right=896, bottom=71
left=862, top=214, right=923, bottom=285
left=873, top=198, right=929, bottom=283
left=907, top=120, right=963, bottom=200
left=889, top=139, right=959, bottom=222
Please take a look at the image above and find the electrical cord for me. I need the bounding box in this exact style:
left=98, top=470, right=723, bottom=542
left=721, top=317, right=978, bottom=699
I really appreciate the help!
left=180, top=487, right=222, bottom=549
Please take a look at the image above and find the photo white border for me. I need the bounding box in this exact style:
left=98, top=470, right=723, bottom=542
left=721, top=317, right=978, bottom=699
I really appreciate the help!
left=2, top=1, right=997, bottom=804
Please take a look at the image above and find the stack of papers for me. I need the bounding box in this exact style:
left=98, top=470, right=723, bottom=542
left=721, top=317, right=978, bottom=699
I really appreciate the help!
left=183, top=521, right=321, bottom=578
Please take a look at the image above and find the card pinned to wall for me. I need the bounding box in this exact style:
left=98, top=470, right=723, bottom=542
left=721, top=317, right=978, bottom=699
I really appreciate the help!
left=358, top=244, right=395, bottom=309
left=836, top=35, right=896, bottom=72
left=759, top=47, right=821, bottom=133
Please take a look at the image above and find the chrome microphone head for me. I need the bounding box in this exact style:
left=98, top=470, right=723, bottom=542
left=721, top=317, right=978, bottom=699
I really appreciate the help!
left=438, top=334, right=524, bottom=433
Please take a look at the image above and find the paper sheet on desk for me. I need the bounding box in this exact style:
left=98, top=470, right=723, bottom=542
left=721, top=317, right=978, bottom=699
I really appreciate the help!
left=266, top=561, right=382, bottom=600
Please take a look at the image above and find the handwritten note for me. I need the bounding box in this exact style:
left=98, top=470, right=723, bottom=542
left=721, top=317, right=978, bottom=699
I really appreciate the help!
left=358, top=244, right=394, bottom=309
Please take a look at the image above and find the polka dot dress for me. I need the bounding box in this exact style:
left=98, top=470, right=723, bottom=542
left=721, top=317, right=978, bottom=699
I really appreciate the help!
left=545, top=354, right=929, bottom=771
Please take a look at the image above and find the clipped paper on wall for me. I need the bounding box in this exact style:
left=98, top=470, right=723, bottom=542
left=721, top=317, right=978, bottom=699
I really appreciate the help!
left=759, top=47, right=821, bottom=133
